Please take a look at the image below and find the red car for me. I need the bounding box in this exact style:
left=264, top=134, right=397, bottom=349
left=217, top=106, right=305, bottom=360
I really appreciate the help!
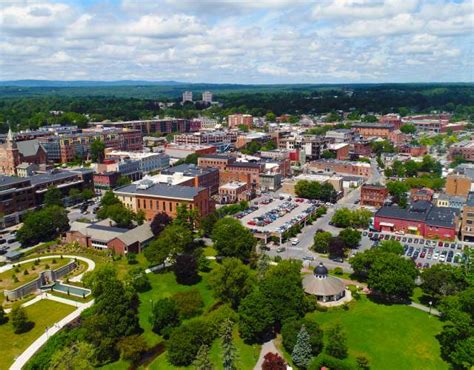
left=247, top=220, right=256, bottom=226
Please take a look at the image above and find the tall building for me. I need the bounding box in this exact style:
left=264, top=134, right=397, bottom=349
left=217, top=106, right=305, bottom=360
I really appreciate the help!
left=182, top=91, right=193, bottom=103
left=228, top=114, right=253, bottom=129
left=0, top=128, right=20, bottom=175
left=202, top=91, right=213, bottom=103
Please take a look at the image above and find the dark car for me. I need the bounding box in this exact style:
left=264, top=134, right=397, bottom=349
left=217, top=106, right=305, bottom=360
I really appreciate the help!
left=384, top=234, right=390, bottom=240
left=407, top=247, right=414, bottom=257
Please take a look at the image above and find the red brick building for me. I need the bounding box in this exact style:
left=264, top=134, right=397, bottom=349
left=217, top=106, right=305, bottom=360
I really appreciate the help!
left=351, top=123, right=394, bottom=139
left=360, top=184, right=388, bottom=208
left=374, top=201, right=459, bottom=240
left=228, top=114, right=253, bottom=129
left=410, top=187, right=434, bottom=202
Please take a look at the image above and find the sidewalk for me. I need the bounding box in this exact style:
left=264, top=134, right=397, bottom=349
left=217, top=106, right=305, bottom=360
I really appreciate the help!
left=10, top=299, right=94, bottom=370
left=410, top=302, right=440, bottom=316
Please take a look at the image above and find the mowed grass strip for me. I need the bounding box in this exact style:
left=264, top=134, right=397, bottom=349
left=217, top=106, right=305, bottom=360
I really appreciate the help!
left=0, top=299, right=76, bottom=369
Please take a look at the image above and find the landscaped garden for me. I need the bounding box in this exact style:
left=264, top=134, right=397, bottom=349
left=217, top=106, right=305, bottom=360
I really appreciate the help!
left=0, top=300, right=75, bottom=369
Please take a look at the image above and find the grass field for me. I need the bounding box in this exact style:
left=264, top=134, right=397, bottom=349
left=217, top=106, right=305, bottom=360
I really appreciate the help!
left=0, top=300, right=75, bottom=369
left=307, top=296, right=447, bottom=370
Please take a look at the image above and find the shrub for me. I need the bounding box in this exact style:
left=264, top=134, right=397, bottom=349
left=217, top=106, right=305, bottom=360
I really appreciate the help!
left=167, top=318, right=213, bottom=366
left=171, top=289, right=204, bottom=319
left=45, top=264, right=50, bottom=270
left=334, top=267, right=344, bottom=275
left=274, top=256, right=282, bottom=262
left=149, top=298, right=180, bottom=337
left=174, top=254, right=200, bottom=285
left=127, top=253, right=138, bottom=265
left=309, top=354, right=356, bottom=370
left=118, top=335, right=148, bottom=364
left=23, top=269, right=29, bottom=276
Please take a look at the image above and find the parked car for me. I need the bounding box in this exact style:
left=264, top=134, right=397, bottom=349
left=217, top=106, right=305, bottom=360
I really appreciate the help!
left=423, top=263, right=430, bottom=269
left=302, top=256, right=315, bottom=261
left=433, top=251, right=440, bottom=260
left=291, top=238, right=299, bottom=246
left=276, top=247, right=286, bottom=253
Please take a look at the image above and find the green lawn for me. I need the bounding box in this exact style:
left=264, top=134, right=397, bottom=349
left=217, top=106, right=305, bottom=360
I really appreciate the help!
left=0, top=300, right=75, bottom=369
left=307, top=296, right=447, bottom=370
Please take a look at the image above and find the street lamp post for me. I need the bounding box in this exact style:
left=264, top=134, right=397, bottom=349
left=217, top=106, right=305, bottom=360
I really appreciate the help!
left=429, top=301, right=433, bottom=316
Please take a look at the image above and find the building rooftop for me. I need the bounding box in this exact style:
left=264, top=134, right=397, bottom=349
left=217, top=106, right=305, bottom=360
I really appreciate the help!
left=163, top=163, right=218, bottom=176
left=115, top=181, right=204, bottom=200
left=29, top=170, right=79, bottom=186
left=352, top=123, right=394, bottom=129
left=0, top=175, right=29, bottom=187
left=219, top=181, right=247, bottom=190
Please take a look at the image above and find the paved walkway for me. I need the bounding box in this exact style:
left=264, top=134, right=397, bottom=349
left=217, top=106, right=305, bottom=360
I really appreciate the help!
left=254, top=340, right=283, bottom=370
left=410, top=302, right=440, bottom=316
left=0, top=255, right=95, bottom=279
left=5, top=255, right=95, bottom=370
left=10, top=299, right=95, bottom=370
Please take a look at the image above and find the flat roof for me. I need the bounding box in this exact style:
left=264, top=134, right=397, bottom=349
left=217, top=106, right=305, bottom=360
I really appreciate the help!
left=115, top=182, right=204, bottom=200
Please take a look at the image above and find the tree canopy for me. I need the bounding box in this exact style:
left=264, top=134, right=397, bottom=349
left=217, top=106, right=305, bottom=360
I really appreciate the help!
left=211, top=217, right=257, bottom=260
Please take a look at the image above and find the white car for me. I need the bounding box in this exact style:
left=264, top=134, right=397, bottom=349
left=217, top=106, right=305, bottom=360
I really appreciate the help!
left=433, top=251, right=440, bottom=260
left=291, top=238, right=299, bottom=246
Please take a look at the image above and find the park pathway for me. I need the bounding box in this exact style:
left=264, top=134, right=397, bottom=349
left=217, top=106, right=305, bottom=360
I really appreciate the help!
left=9, top=299, right=94, bottom=370
left=5, top=254, right=95, bottom=370
left=410, top=302, right=440, bottom=316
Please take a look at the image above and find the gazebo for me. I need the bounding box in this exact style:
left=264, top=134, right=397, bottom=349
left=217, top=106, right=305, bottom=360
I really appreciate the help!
left=303, top=262, right=346, bottom=304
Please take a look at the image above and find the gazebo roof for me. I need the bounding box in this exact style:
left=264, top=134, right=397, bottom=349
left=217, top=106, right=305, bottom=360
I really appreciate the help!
left=302, top=273, right=345, bottom=296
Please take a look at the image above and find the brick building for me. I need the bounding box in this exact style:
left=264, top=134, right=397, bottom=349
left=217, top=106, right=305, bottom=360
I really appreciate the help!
left=228, top=114, right=253, bottom=129
left=309, top=159, right=371, bottom=178
left=374, top=201, right=459, bottom=240
left=327, top=143, right=350, bottom=160
left=92, top=118, right=200, bottom=135
left=410, top=187, right=434, bottom=202
left=164, top=144, right=217, bottom=159
left=65, top=219, right=153, bottom=255
left=219, top=182, right=250, bottom=204
left=351, top=123, right=394, bottom=139
left=397, top=144, right=428, bottom=157
left=360, top=184, right=388, bottom=208
left=445, top=174, right=472, bottom=197
left=161, top=164, right=220, bottom=195
left=448, top=141, right=474, bottom=162
left=460, top=192, right=474, bottom=241
left=114, top=180, right=213, bottom=221
left=0, top=129, right=48, bottom=175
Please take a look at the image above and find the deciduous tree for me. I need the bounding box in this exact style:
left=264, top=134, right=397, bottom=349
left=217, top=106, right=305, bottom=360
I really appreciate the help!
left=211, top=217, right=257, bottom=259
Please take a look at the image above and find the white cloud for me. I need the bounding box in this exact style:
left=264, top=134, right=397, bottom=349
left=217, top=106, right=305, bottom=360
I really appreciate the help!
left=0, top=0, right=470, bottom=83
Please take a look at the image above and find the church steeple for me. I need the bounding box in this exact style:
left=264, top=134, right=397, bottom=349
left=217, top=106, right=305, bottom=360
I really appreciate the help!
left=6, top=122, right=16, bottom=148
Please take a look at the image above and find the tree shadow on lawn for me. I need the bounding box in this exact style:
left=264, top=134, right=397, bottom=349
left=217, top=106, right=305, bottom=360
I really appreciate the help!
left=366, top=293, right=411, bottom=306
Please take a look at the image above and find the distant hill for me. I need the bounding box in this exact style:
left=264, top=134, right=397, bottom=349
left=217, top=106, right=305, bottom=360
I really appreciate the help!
left=0, top=80, right=187, bottom=87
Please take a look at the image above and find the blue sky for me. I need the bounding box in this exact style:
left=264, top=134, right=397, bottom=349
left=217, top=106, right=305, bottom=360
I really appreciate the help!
left=0, top=0, right=472, bottom=83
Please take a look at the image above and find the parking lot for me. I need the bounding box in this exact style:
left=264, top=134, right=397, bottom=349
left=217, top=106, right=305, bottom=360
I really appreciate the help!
left=237, top=196, right=319, bottom=241
left=365, top=231, right=466, bottom=269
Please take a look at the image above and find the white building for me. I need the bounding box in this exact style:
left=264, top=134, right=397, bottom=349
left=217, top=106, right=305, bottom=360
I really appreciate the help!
left=182, top=91, right=193, bottom=103
left=105, top=150, right=170, bottom=174
left=202, top=91, right=213, bottom=103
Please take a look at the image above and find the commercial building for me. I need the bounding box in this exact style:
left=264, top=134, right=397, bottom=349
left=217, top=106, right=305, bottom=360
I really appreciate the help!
left=228, top=114, right=253, bottom=129
left=325, top=129, right=355, bottom=143
left=0, top=168, right=94, bottom=226
left=449, top=141, right=474, bottom=162
left=161, top=163, right=220, bottom=195
left=174, top=131, right=238, bottom=146
left=360, top=184, right=388, bottom=208
left=460, top=192, right=474, bottom=241
left=38, top=128, right=142, bottom=164
left=259, top=173, right=282, bottom=191
left=374, top=201, right=459, bottom=240
left=309, top=159, right=371, bottom=178
left=326, top=143, right=350, bottom=160
left=164, top=144, right=217, bottom=159
left=114, top=179, right=213, bottom=221
left=278, top=135, right=331, bottom=161
left=410, top=187, right=434, bottom=202
left=93, top=119, right=200, bottom=135
left=65, top=219, right=153, bottom=255
left=351, top=123, right=394, bottom=139
left=397, top=144, right=428, bottom=157
left=435, top=194, right=466, bottom=210
left=219, top=182, right=250, bottom=203
left=104, top=150, right=170, bottom=173
left=445, top=174, right=472, bottom=197
left=281, top=174, right=344, bottom=195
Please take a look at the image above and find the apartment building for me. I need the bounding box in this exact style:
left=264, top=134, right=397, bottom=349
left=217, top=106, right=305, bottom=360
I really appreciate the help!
left=182, top=91, right=193, bottom=103
left=278, top=135, right=331, bottom=160
left=228, top=114, right=253, bottom=129
left=448, top=141, right=474, bottom=162
left=104, top=150, right=170, bottom=173
left=327, top=143, right=350, bottom=160
left=202, top=91, right=213, bottom=103
left=360, top=184, right=388, bottom=208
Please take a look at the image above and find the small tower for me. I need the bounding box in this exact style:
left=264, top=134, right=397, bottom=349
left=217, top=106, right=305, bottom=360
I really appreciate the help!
left=3, top=123, right=20, bottom=175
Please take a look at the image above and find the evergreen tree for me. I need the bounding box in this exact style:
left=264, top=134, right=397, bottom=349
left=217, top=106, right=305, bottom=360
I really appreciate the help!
left=193, top=344, right=214, bottom=370
left=221, top=319, right=237, bottom=370
left=326, top=323, right=348, bottom=359
left=11, top=304, right=32, bottom=334
left=0, top=306, right=7, bottom=325
left=291, top=325, right=313, bottom=369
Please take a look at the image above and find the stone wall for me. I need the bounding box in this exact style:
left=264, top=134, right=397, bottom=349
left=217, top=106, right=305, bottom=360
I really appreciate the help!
left=4, top=260, right=77, bottom=301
